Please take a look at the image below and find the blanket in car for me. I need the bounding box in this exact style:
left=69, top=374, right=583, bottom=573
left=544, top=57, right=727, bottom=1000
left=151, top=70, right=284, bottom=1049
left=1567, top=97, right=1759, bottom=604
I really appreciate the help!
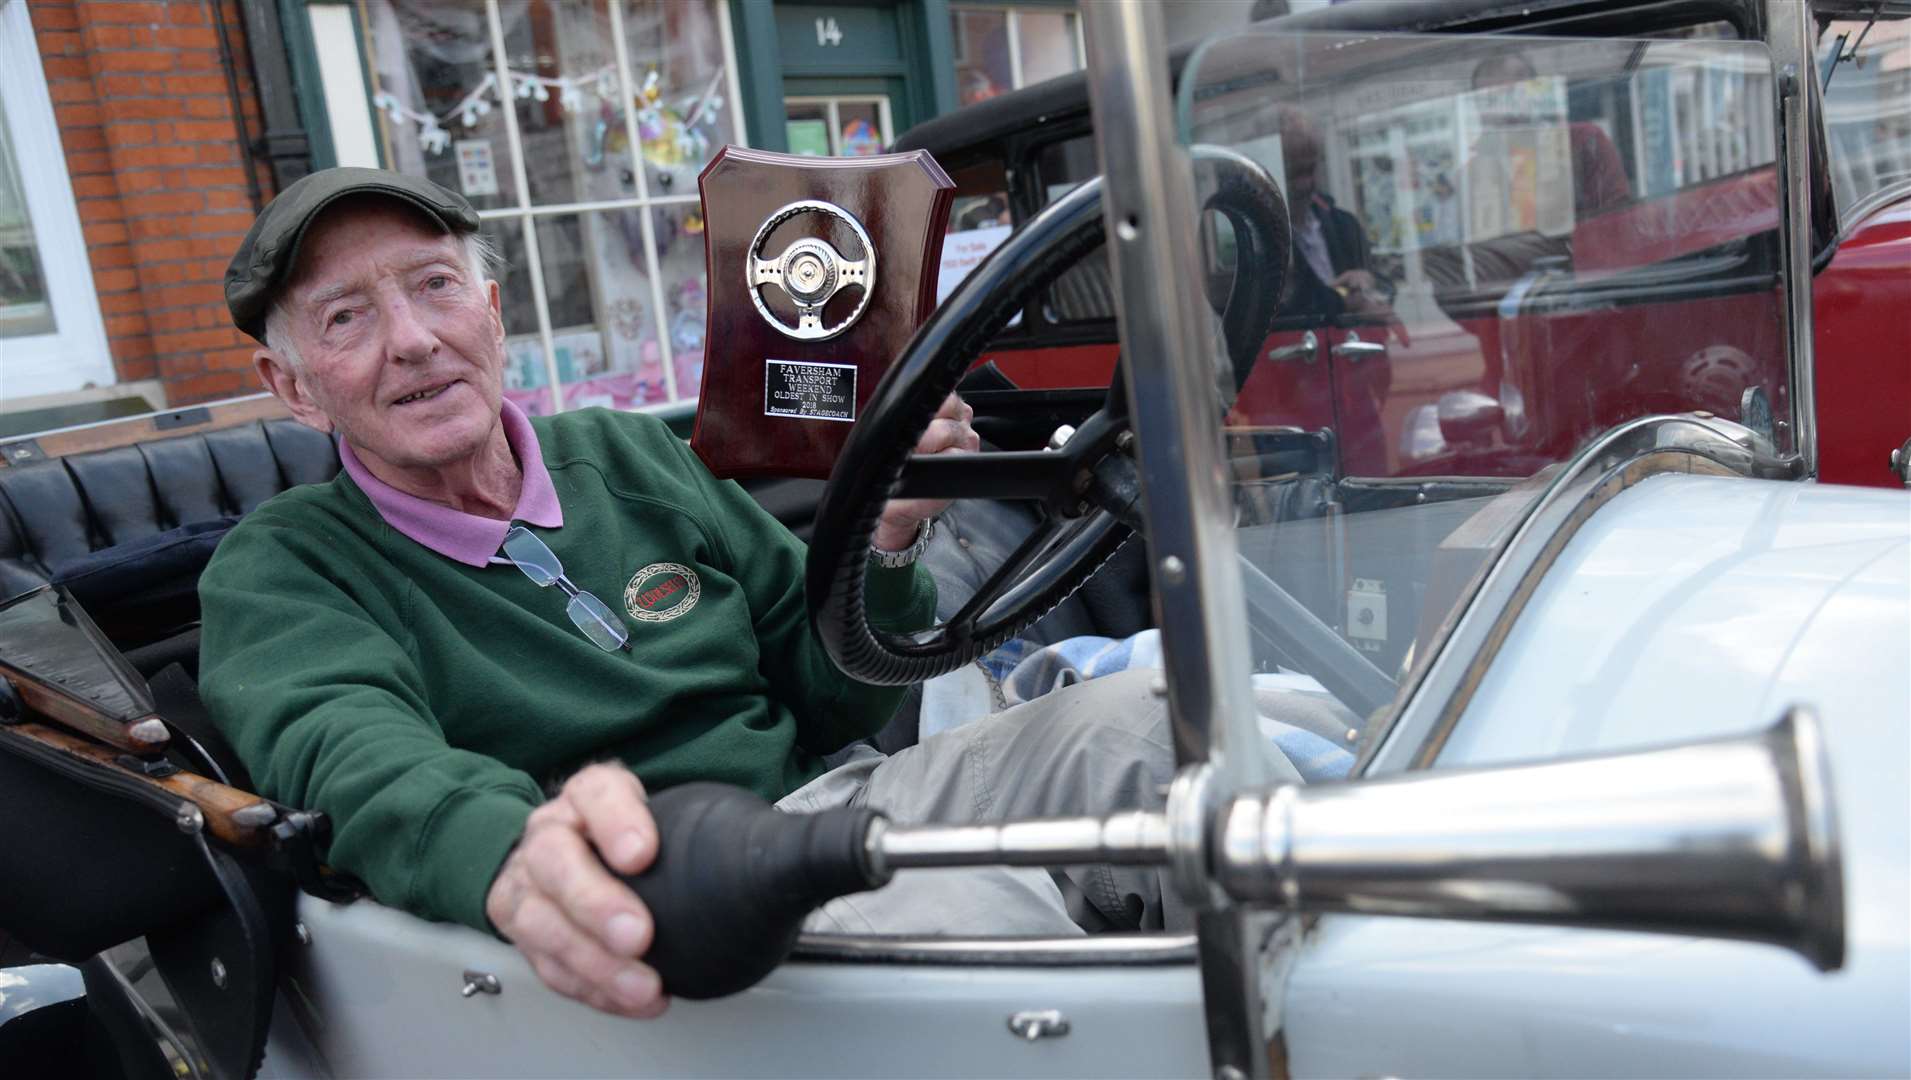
left=919, top=629, right=1360, bottom=782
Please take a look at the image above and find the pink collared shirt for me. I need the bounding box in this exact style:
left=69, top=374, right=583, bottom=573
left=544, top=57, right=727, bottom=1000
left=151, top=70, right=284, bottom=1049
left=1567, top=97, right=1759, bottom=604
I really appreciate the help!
left=338, top=398, right=563, bottom=567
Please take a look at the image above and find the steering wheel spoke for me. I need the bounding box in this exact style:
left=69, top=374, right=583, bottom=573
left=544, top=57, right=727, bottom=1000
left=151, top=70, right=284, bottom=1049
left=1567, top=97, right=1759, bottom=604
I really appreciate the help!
left=751, top=257, right=783, bottom=288
left=948, top=516, right=1079, bottom=631
left=895, top=450, right=1083, bottom=506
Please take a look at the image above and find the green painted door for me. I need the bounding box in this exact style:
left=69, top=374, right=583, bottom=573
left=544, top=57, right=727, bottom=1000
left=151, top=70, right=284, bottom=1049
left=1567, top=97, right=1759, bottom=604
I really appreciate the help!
left=774, top=4, right=919, bottom=155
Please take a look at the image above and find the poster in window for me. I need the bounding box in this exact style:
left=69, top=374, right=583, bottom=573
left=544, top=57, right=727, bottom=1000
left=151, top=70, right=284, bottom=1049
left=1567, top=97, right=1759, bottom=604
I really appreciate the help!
left=786, top=119, right=830, bottom=157
left=455, top=139, right=499, bottom=197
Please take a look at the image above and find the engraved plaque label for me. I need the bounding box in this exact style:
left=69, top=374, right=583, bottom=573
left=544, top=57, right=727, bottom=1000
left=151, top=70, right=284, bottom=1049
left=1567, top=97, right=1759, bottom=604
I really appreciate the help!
left=764, top=359, right=857, bottom=422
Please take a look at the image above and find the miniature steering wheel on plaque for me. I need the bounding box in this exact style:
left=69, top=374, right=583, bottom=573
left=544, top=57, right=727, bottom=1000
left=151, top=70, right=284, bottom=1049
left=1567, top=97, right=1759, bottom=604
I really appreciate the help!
left=689, top=147, right=954, bottom=480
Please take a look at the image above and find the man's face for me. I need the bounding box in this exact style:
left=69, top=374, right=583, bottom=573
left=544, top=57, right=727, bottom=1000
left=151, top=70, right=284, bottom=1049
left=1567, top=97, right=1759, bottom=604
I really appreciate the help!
left=258, top=199, right=506, bottom=475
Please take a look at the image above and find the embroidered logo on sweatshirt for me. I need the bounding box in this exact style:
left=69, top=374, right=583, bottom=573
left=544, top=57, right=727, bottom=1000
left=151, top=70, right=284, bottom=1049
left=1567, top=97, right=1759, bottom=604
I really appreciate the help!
left=624, top=563, right=700, bottom=623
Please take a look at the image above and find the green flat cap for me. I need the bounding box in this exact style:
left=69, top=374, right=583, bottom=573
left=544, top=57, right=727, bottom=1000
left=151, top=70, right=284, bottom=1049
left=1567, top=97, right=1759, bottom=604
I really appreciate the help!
left=225, top=167, right=481, bottom=341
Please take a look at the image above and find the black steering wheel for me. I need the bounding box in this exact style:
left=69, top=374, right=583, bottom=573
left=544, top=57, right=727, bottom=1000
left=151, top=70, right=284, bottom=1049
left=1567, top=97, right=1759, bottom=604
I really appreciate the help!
left=806, top=148, right=1290, bottom=687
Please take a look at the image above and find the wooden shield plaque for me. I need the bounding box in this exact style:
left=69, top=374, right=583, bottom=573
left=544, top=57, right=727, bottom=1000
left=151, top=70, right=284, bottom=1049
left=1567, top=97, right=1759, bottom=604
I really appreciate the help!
left=690, top=146, right=955, bottom=480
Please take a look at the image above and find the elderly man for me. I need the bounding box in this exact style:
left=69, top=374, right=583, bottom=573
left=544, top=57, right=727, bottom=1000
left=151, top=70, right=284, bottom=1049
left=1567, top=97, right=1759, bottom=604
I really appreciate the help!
left=200, top=168, right=1181, bottom=1020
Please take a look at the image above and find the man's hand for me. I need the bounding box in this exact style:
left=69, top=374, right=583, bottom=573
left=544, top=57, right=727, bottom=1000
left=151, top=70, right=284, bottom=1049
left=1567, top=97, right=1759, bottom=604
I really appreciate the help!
left=485, top=763, right=667, bottom=1019
left=872, top=393, right=979, bottom=552
left=1332, top=269, right=1388, bottom=314
left=1331, top=270, right=1409, bottom=345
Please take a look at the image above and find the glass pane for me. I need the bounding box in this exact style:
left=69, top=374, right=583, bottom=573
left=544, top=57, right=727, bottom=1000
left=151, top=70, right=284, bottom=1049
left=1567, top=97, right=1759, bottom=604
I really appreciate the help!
left=1033, top=135, right=1113, bottom=324
left=837, top=101, right=887, bottom=157
left=493, top=217, right=555, bottom=418
left=512, top=211, right=675, bottom=414
left=951, top=7, right=1012, bottom=105
left=1819, top=17, right=1911, bottom=214
left=1172, top=30, right=1786, bottom=773
left=785, top=102, right=831, bottom=156
left=0, top=104, right=53, bottom=339
left=622, top=0, right=737, bottom=196
left=365, top=0, right=523, bottom=212
left=1017, top=10, right=1080, bottom=86
left=486, top=219, right=539, bottom=339
left=650, top=206, right=707, bottom=403
left=368, top=2, right=734, bottom=211
left=496, top=0, right=619, bottom=208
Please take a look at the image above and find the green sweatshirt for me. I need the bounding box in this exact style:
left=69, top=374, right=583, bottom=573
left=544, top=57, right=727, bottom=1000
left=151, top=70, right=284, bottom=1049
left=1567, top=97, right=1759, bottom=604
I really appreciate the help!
left=197, top=408, right=934, bottom=932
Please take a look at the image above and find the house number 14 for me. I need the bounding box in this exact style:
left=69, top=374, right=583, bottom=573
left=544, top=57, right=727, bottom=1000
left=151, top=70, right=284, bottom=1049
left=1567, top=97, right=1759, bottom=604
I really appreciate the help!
left=815, top=17, right=843, bottom=46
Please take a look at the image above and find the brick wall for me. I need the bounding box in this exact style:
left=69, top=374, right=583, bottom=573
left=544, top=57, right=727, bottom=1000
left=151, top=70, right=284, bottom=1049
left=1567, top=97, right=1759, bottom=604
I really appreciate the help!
left=32, top=0, right=276, bottom=406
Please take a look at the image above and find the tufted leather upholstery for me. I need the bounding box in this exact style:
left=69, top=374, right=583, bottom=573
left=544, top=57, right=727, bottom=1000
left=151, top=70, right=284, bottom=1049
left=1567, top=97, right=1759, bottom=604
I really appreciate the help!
left=0, top=419, right=339, bottom=608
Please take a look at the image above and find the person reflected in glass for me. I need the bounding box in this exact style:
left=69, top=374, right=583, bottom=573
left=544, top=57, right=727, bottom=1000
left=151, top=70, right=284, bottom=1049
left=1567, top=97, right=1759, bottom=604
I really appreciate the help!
left=1228, top=108, right=1398, bottom=489
left=1471, top=54, right=1631, bottom=221
left=1274, top=108, right=1396, bottom=321
left=1438, top=52, right=1634, bottom=437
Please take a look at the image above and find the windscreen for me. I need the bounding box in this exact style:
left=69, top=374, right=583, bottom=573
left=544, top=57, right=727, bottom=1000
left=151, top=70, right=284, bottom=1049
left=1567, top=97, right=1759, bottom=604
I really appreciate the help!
left=1170, top=31, right=1786, bottom=777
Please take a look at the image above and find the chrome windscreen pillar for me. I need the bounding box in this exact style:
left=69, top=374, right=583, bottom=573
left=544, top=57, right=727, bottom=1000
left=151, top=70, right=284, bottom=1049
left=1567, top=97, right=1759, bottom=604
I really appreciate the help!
left=1767, top=0, right=1819, bottom=474
left=1079, top=5, right=1292, bottom=1072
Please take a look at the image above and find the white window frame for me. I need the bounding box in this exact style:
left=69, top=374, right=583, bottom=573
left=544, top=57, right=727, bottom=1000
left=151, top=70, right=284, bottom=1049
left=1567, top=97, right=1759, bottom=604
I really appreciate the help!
left=309, top=2, right=381, bottom=169
left=782, top=95, right=896, bottom=156
left=0, top=0, right=114, bottom=401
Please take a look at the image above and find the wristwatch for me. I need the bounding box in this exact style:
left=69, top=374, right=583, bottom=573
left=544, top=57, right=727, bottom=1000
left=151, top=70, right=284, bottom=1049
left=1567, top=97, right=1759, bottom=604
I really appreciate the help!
left=870, top=518, right=935, bottom=569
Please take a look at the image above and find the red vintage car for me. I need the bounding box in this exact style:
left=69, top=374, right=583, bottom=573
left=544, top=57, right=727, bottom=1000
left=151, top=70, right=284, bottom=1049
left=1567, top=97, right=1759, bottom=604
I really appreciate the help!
left=899, top=0, right=1911, bottom=490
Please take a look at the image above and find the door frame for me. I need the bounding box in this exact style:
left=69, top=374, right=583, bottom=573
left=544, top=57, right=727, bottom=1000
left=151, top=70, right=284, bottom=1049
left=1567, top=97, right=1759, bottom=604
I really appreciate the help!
left=0, top=0, right=114, bottom=402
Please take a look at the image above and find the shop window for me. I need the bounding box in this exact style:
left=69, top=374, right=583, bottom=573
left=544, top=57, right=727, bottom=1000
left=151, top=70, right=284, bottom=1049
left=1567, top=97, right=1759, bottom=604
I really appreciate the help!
left=951, top=5, right=1085, bottom=106
left=365, top=0, right=742, bottom=415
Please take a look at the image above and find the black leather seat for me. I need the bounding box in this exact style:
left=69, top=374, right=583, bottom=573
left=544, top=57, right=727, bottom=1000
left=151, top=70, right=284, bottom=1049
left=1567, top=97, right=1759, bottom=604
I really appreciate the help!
left=0, top=419, right=339, bottom=651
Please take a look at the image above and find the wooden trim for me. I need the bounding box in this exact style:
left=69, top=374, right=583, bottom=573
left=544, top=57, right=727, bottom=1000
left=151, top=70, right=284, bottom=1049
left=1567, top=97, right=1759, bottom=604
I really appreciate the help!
left=0, top=394, right=293, bottom=466
left=5, top=721, right=271, bottom=849
left=1, top=669, right=165, bottom=752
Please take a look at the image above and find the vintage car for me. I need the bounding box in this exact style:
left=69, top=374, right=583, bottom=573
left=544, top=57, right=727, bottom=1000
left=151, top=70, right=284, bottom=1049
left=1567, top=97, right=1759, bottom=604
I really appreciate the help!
left=1, top=2, right=1907, bottom=1079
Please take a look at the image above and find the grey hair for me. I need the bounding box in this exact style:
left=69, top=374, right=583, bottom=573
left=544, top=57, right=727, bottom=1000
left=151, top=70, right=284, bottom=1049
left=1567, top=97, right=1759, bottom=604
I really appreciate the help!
left=263, top=230, right=500, bottom=369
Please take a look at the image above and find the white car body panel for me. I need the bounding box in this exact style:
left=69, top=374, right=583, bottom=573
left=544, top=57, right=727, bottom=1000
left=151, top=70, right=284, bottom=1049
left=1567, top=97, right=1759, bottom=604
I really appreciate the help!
left=265, top=898, right=1210, bottom=1079
left=1287, top=474, right=1911, bottom=1078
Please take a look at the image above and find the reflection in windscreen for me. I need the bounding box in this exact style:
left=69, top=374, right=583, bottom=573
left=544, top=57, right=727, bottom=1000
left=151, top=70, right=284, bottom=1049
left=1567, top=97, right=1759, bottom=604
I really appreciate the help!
left=1173, top=32, right=1785, bottom=774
